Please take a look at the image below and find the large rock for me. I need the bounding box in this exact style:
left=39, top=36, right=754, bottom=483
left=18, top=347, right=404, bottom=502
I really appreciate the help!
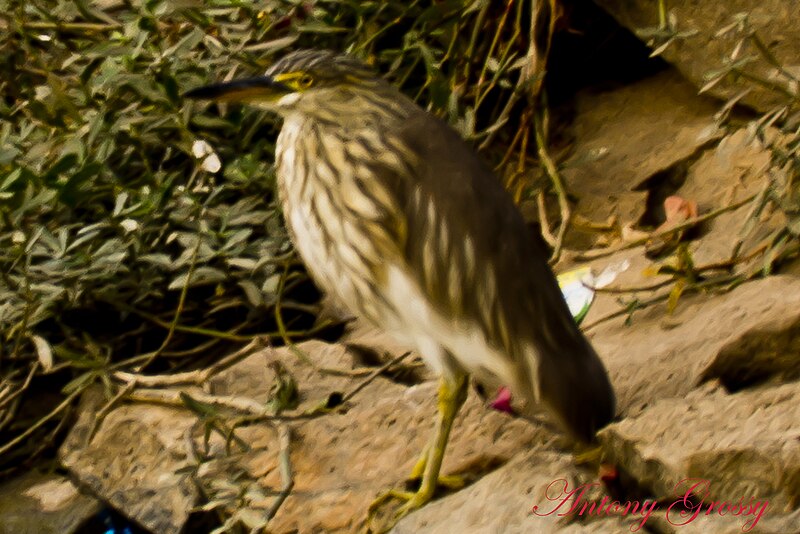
left=60, top=340, right=541, bottom=534
left=0, top=471, right=101, bottom=534
left=587, top=273, right=800, bottom=416
left=599, top=382, right=800, bottom=532
left=592, top=0, right=800, bottom=112
left=60, top=389, right=199, bottom=534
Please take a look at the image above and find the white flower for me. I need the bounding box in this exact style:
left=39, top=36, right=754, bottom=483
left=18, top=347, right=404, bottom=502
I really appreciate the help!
left=201, top=153, right=221, bottom=173
left=120, top=219, right=139, bottom=233
left=192, top=139, right=222, bottom=173
left=192, top=139, right=214, bottom=159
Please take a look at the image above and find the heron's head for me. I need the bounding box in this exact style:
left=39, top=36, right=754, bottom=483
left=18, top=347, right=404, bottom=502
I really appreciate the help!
left=184, top=49, right=400, bottom=122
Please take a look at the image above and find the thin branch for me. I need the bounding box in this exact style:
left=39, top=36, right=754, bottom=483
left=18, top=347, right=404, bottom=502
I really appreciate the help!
left=730, top=177, right=772, bottom=261
left=341, top=351, right=411, bottom=403
left=0, top=387, right=84, bottom=457
left=586, top=279, right=674, bottom=294
left=15, top=20, right=122, bottom=32
left=86, top=380, right=138, bottom=444
left=129, top=388, right=271, bottom=416
left=137, top=233, right=203, bottom=371
left=266, top=424, right=293, bottom=520
left=536, top=191, right=557, bottom=247
left=0, top=362, right=38, bottom=411
left=114, top=338, right=267, bottom=387
left=127, top=352, right=413, bottom=421
left=583, top=274, right=742, bottom=331
left=103, top=297, right=335, bottom=343
left=576, top=194, right=758, bottom=261
left=534, top=102, right=572, bottom=263
left=748, top=31, right=800, bottom=84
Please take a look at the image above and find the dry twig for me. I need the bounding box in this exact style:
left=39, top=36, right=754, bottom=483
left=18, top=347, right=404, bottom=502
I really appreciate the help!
left=576, top=194, right=758, bottom=261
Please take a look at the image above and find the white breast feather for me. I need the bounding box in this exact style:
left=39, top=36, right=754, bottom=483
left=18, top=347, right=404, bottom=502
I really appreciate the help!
left=383, top=264, right=521, bottom=388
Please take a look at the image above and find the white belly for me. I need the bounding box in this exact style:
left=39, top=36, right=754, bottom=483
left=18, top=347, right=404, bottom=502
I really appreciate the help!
left=382, top=264, right=520, bottom=387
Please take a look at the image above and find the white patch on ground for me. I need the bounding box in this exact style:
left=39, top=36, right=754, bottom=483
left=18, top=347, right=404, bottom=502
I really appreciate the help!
left=23, top=479, right=79, bottom=512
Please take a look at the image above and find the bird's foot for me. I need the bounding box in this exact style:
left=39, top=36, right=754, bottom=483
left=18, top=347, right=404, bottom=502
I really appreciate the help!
left=413, top=473, right=465, bottom=491
left=364, top=473, right=465, bottom=533
left=365, top=375, right=469, bottom=533
left=364, top=486, right=433, bottom=533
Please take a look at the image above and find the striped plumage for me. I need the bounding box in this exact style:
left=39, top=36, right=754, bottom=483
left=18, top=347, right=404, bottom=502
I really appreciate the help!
left=184, top=49, right=615, bottom=526
left=268, top=50, right=614, bottom=441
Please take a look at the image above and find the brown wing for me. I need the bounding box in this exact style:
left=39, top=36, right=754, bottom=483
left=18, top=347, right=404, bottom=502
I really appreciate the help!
left=393, top=110, right=615, bottom=442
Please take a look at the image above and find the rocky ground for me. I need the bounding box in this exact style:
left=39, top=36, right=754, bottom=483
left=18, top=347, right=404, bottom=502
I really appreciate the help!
left=1, top=2, right=799, bottom=534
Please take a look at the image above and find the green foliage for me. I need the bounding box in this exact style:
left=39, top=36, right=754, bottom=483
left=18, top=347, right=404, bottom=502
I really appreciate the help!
left=0, top=0, right=533, bottom=471
left=1, top=2, right=291, bottom=375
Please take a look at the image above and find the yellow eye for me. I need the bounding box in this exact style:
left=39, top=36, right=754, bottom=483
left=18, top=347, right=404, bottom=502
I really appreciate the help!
left=297, top=74, right=314, bottom=88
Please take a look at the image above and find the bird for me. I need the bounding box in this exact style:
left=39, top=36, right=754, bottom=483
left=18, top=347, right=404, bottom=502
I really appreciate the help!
left=184, top=49, right=615, bottom=529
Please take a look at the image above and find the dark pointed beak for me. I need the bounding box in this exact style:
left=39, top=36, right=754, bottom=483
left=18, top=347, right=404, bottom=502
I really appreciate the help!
left=183, top=76, right=291, bottom=102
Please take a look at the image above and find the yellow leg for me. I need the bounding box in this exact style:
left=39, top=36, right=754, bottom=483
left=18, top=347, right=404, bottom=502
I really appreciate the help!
left=408, top=443, right=465, bottom=489
left=408, top=444, right=429, bottom=480
left=367, top=373, right=469, bottom=532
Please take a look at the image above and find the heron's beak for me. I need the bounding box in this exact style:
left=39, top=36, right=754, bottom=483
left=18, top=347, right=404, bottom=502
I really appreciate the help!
left=183, top=76, right=291, bottom=103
